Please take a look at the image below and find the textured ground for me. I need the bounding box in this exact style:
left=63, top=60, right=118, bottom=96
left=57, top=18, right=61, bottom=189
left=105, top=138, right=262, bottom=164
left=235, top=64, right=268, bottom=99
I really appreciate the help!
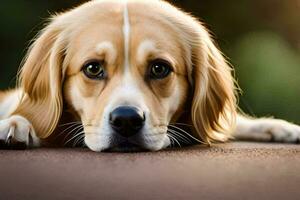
left=0, top=142, right=300, bottom=200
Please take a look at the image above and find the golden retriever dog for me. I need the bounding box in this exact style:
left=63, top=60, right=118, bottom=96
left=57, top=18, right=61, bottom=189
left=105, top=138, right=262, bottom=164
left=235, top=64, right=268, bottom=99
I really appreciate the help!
left=0, top=0, right=299, bottom=152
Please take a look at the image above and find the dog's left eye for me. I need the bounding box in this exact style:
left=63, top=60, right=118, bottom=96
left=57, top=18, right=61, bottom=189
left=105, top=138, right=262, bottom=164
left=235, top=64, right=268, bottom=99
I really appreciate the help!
left=149, top=60, right=172, bottom=79
left=82, top=61, right=106, bottom=80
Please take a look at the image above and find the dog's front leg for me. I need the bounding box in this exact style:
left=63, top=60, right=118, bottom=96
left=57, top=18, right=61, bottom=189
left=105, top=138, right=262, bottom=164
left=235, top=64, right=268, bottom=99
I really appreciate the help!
left=0, top=115, right=40, bottom=149
left=234, top=115, right=300, bottom=143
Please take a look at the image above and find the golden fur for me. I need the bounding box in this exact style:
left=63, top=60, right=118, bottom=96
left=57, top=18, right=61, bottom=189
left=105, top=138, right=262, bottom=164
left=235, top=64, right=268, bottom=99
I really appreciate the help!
left=15, top=0, right=236, bottom=143
left=0, top=0, right=299, bottom=151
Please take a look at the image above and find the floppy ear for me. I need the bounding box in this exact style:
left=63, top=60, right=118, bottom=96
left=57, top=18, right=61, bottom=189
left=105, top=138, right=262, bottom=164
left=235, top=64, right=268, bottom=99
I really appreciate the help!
left=190, top=24, right=237, bottom=144
left=13, top=19, right=67, bottom=139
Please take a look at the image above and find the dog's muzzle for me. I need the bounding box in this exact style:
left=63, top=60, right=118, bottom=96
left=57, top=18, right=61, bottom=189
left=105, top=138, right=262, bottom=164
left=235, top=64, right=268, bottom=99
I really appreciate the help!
left=109, top=106, right=145, bottom=137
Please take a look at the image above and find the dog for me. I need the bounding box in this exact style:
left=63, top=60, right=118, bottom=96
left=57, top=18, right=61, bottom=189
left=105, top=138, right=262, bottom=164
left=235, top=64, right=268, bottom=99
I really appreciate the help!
left=0, top=0, right=299, bottom=152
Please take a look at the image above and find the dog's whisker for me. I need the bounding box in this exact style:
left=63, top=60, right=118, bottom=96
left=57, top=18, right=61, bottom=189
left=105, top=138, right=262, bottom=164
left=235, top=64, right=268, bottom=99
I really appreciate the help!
left=172, top=135, right=187, bottom=145
left=59, top=121, right=82, bottom=127
left=73, top=134, right=83, bottom=146
left=75, top=134, right=85, bottom=144
left=53, top=124, right=82, bottom=141
left=79, top=137, right=86, bottom=148
left=76, top=135, right=87, bottom=148
left=71, top=134, right=85, bottom=147
left=169, top=129, right=191, bottom=141
left=63, top=125, right=84, bottom=142
left=168, top=129, right=191, bottom=144
left=171, top=129, right=194, bottom=145
left=169, top=122, right=193, bottom=127
left=167, top=133, right=181, bottom=147
left=170, top=136, right=175, bottom=148
left=65, top=131, right=85, bottom=146
left=166, top=134, right=174, bottom=148
left=59, top=123, right=82, bottom=137
left=73, top=135, right=85, bottom=147
left=66, top=125, right=84, bottom=136
left=168, top=137, right=172, bottom=147
left=169, top=134, right=182, bottom=147
left=60, top=125, right=83, bottom=143
left=168, top=125, right=202, bottom=143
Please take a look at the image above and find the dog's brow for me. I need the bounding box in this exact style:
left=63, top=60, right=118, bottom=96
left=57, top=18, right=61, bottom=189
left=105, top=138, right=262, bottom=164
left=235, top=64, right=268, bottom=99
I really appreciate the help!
left=122, top=1, right=130, bottom=73
left=95, top=41, right=116, bottom=64
left=136, top=40, right=176, bottom=68
left=137, top=40, right=156, bottom=63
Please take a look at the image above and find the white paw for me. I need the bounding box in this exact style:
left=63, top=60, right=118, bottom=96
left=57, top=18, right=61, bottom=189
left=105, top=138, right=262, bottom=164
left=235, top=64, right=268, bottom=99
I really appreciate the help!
left=253, top=119, right=300, bottom=143
left=0, top=115, right=40, bottom=149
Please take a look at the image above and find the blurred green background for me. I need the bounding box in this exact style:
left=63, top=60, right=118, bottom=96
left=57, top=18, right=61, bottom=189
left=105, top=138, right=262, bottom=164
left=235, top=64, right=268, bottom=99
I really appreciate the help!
left=0, top=0, right=299, bottom=122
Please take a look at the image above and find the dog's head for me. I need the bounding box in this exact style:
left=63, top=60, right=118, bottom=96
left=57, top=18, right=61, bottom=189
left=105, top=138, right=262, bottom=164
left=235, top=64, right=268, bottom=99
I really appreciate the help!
left=15, top=0, right=236, bottom=151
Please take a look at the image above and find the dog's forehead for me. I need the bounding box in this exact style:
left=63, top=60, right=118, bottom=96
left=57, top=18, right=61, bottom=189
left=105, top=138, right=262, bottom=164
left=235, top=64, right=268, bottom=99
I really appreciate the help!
left=68, top=1, right=183, bottom=70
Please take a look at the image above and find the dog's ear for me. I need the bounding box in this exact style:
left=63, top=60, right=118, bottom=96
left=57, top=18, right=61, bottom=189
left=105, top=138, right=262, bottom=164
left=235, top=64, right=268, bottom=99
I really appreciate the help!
left=13, top=18, right=67, bottom=138
left=189, top=24, right=237, bottom=144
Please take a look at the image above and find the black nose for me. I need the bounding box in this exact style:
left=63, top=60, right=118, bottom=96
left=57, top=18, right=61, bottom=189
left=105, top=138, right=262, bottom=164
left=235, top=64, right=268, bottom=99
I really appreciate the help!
left=109, top=106, right=145, bottom=137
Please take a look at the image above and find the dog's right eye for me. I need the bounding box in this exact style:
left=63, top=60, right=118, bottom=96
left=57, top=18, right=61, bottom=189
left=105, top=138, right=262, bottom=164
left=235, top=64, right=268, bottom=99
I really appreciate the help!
left=82, top=61, right=106, bottom=80
left=149, top=59, right=173, bottom=80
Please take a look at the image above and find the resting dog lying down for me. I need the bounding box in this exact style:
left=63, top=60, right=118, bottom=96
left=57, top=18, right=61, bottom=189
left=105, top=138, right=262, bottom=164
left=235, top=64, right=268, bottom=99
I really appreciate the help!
left=0, top=0, right=299, bottom=152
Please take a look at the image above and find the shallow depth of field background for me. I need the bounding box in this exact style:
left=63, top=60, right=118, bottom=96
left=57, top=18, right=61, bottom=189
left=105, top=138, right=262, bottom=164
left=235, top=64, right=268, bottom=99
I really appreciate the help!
left=0, top=0, right=299, bottom=123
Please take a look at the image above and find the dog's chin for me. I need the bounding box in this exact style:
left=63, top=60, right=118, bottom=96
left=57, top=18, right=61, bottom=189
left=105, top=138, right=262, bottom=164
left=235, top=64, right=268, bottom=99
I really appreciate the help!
left=96, top=139, right=168, bottom=153
left=104, top=141, right=147, bottom=152
left=85, top=133, right=170, bottom=152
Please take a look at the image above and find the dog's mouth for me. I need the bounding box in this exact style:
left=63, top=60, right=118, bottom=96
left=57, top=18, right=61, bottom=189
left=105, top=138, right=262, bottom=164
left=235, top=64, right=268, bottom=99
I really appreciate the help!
left=105, top=141, right=147, bottom=152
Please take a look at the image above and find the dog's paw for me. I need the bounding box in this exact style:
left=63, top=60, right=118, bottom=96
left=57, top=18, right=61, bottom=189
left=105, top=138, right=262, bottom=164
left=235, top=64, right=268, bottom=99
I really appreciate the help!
left=0, top=115, right=40, bottom=149
left=245, top=118, right=300, bottom=143
left=263, top=120, right=300, bottom=143
left=235, top=116, right=300, bottom=143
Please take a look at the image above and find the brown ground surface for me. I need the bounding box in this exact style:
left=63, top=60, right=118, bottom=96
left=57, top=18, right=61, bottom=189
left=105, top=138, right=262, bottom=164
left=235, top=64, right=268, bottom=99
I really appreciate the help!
left=0, top=142, right=300, bottom=200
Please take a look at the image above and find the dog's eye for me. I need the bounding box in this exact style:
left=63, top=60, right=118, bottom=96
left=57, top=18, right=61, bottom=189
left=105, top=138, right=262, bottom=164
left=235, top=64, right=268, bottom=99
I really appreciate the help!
left=149, top=60, right=172, bottom=79
left=82, top=61, right=106, bottom=80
